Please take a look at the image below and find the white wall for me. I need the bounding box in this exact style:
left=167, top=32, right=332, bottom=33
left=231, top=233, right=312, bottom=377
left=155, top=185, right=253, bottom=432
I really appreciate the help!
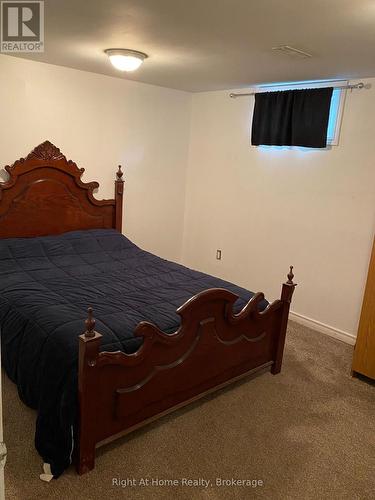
left=0, top=55, right=191, bottom=262
left=182, top=80, right=375, bottom=339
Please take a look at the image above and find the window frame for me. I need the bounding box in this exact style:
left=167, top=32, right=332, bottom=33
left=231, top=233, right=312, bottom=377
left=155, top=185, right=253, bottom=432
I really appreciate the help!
left=253, top=80, right=347, bottom=146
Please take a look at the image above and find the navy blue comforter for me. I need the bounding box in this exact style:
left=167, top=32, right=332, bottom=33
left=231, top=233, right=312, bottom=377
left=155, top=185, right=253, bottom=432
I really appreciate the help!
left=0, top=229, right=267, bottom=476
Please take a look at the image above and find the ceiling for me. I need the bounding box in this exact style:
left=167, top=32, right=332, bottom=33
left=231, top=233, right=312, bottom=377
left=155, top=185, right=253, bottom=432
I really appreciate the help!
left=9, top=0, right=375, bottom=92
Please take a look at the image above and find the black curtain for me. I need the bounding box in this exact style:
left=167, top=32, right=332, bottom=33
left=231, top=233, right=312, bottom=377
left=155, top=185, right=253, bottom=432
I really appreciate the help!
left=251, top=87, right=333, bottom=148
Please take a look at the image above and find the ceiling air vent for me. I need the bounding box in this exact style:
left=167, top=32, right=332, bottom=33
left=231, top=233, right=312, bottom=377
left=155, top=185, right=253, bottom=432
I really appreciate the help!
left=272, top=45, right=312, bottom=58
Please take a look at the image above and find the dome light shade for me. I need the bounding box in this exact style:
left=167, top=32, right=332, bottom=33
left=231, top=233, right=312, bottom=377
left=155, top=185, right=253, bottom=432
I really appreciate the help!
left=105, top=49, right=148, bottom=72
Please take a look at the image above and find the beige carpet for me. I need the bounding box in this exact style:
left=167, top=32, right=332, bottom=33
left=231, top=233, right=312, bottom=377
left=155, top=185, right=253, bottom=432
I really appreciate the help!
left=3, top=321, right=375, bottom=500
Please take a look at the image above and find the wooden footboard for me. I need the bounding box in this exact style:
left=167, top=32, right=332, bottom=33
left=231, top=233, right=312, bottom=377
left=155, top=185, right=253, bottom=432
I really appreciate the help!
left=77, top=268, right=296, bottom=474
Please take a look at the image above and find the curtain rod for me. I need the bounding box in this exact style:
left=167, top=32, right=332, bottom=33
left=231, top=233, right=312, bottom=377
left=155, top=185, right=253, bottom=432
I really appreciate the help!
left=229, top=82, right=365, bottom=98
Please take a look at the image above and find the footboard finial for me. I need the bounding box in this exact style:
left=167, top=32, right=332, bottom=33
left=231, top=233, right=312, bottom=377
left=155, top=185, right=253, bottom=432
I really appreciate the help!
left=287, top=265, right=294, bottom=285
left=117, top=165, right=123, bottom=180
left=85, top=307, right=96, bottom=338
left=281, top=265, right=297, bottom=303
left=272, top=266, right=297, bottom=375
left=78, top=306, right=102, bottom=474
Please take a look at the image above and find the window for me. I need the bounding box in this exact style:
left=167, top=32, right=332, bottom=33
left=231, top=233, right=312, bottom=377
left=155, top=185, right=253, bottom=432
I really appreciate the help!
left=255, top=80, right=346, bottom=146
left=326, top=87, right=345, bottom=145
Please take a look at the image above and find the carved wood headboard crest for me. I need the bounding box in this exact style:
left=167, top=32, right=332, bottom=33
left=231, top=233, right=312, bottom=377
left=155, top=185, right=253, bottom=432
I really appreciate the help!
left=0, top=141, right=124, bottom=238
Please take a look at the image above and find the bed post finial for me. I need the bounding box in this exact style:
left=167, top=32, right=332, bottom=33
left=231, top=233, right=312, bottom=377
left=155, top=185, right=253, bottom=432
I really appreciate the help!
left=286, top=265, right=294, bottom=285
left=78, top=306, right=102, bottom=474
left=117, top=165, right=123, bottom=180
left=281, top=265, right=297, bottom=302
left=272, top=266, right=297, bottom=375
left=85, top=307, right=96, bottom=338
left=115, top=166, right=124, bottom=232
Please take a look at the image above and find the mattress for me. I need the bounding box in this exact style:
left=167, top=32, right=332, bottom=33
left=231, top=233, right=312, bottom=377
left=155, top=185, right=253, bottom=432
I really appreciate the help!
left=0, top=229, right=268, bottom=476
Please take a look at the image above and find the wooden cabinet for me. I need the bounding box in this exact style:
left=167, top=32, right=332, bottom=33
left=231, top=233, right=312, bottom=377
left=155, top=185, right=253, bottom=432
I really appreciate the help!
left=352, top=235, right=375, bottom=380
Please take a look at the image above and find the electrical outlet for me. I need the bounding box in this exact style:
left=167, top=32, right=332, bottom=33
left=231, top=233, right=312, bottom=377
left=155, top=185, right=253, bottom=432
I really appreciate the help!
left=216, top=249, right=222, bottom=260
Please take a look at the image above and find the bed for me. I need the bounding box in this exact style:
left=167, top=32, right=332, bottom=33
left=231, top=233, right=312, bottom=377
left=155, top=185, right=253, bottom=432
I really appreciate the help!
left=0, top=141, right=296, bottom=477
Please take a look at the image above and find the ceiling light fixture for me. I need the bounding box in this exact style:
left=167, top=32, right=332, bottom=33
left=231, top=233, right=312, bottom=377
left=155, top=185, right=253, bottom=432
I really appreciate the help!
left=105, top=49, right=148, bottom=72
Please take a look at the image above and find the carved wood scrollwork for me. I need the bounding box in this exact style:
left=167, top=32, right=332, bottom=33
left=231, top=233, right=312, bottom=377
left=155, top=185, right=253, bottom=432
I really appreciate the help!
left=25, top=140, right=66, bottom=161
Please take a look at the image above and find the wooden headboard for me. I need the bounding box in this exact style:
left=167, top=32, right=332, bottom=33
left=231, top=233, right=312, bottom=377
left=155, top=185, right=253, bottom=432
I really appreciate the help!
left=0, top=141, right=124, bottom=238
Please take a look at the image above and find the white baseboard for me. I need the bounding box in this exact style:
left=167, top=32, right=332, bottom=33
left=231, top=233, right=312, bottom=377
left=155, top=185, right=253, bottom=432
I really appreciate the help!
left=289, top=311, right=356, bottom=346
